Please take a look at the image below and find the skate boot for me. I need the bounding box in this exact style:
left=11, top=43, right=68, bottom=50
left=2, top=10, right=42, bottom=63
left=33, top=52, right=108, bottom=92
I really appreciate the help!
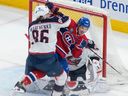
left=43, top=80, right=55, bottom=91
left=14, top=81, right=26, bottom=93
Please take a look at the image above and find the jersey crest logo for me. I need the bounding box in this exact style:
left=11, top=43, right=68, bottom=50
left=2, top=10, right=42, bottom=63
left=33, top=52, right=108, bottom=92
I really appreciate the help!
left=58, top=17, right=63, bottom=23
left=62, top=31, right=75, bottom=47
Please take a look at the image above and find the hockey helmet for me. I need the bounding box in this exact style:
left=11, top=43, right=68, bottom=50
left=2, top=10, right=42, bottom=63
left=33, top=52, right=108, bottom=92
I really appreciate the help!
left=77, top=17, right=90, bottom=28
left=34, top=5, right=50, bottom=19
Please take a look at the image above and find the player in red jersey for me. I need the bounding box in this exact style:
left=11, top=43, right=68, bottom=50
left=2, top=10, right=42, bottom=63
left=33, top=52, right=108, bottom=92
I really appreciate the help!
left=61, top=18, right=102, bottom=95
left=45, top=2, right=103, bottom=95
left=45, top=2, right=90, bottom=73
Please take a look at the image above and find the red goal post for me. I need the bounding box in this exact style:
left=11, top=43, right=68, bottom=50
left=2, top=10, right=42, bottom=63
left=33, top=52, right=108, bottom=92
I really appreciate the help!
left=29, top=0, right=108, bottom=78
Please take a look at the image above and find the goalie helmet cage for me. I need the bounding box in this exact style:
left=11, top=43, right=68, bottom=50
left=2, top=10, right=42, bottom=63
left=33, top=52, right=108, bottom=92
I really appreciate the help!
left=28, top=0, right=108, bottom=77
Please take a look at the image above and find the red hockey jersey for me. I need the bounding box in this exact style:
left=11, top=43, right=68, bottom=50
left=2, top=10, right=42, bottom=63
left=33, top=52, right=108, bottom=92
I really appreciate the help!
left=56, top=19, right=88, bottom=58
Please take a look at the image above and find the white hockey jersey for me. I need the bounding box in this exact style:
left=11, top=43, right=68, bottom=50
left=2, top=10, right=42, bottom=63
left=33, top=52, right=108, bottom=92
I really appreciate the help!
left=28, top=16, right=71, bottom=54
left=67, top=48, right=89, bottom=71
left=67, top=48, right=99, bottom=71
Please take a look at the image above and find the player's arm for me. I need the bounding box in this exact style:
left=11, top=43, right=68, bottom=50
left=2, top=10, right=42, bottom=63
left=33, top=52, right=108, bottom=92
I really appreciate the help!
left=45, top=2, right=59, bottom=15
left=58, top=15, right=71, bottom=28
left=45, top=2, right=71, bottom=27
left=71, top=36, right=88, bottom=58
left=56, top=30, right=70, bottom=58
left=45, top=2, right=64, bottom=17
left=82, top=35, right=99, bottom=50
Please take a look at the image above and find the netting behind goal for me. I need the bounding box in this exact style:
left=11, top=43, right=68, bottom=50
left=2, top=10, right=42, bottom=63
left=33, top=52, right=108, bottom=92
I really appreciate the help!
left=29, top=0, right=128, bottom=85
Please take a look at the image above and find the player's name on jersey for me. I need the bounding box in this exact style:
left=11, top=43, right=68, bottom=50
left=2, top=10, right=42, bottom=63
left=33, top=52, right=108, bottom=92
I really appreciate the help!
left=29, top=24, right=51, bottom=31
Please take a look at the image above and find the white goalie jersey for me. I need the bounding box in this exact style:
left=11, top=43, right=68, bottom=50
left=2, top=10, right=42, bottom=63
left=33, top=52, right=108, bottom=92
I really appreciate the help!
left=67, top=48, right=101, bottom=71
left=67, top=48, right=102, bottom=82
left=67, top=48, right=88, bottom=71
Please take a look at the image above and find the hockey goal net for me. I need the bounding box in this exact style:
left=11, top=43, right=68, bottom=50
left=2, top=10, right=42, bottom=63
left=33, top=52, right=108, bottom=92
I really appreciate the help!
left=29, top=0, right=128, bottom=85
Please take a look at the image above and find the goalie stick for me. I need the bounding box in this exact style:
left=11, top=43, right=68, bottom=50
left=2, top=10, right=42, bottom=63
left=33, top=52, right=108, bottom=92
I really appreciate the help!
left=89, top=48, right=122, bottom=75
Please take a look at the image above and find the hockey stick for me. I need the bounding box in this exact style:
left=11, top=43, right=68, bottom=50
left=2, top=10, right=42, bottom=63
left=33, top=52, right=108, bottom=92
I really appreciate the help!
left=25, top=33, right=29, bottom=39
left=89, top=48, right=122, bottom=75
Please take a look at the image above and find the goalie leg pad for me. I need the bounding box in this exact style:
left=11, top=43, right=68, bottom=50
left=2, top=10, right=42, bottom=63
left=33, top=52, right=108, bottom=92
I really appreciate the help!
left=87, top=57, right=102, bottom=82
left=69, top=65, right=87, bottom=81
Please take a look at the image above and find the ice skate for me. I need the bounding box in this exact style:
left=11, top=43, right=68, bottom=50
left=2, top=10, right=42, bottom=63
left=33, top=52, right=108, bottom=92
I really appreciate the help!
left=13, top=81, right=26, bottom=93
left=43, top=80, right=55, bottom=91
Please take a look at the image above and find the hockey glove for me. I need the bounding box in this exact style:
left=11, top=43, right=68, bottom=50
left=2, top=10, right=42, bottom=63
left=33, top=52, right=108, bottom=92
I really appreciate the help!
left=45, top=2, right=54, bottom=10
left=87, top=39, right=99, bottom=50
left=45, top=2, right=59, bottom=14
left=78, top=39, right=87, bottom=48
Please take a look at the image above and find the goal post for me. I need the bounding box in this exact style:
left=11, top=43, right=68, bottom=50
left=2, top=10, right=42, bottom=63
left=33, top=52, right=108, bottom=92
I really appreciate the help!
left=28, top=0, right=108, bottom=78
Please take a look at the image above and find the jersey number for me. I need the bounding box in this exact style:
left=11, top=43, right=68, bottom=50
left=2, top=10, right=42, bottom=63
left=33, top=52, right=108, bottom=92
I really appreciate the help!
left=32, top=30, right=49, bottom=43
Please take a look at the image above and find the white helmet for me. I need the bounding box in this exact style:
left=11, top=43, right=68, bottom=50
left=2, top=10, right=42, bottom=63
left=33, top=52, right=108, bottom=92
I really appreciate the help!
left=34, top=5, right=50, bottom=19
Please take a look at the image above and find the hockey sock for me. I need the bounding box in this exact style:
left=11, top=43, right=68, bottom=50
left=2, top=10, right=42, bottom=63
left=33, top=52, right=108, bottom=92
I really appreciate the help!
left=22, top=70, right=46, bottom=86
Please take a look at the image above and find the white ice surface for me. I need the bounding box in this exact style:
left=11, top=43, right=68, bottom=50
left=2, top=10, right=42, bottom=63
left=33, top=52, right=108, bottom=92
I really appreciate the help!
left=0, top=5, right=128, bottom=96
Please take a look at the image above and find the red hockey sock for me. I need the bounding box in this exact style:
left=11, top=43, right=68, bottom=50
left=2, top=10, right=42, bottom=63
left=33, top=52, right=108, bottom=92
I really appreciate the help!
left=22, top=70, right=46, bottom=86
left=22, top=76, right=31, bottom=86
